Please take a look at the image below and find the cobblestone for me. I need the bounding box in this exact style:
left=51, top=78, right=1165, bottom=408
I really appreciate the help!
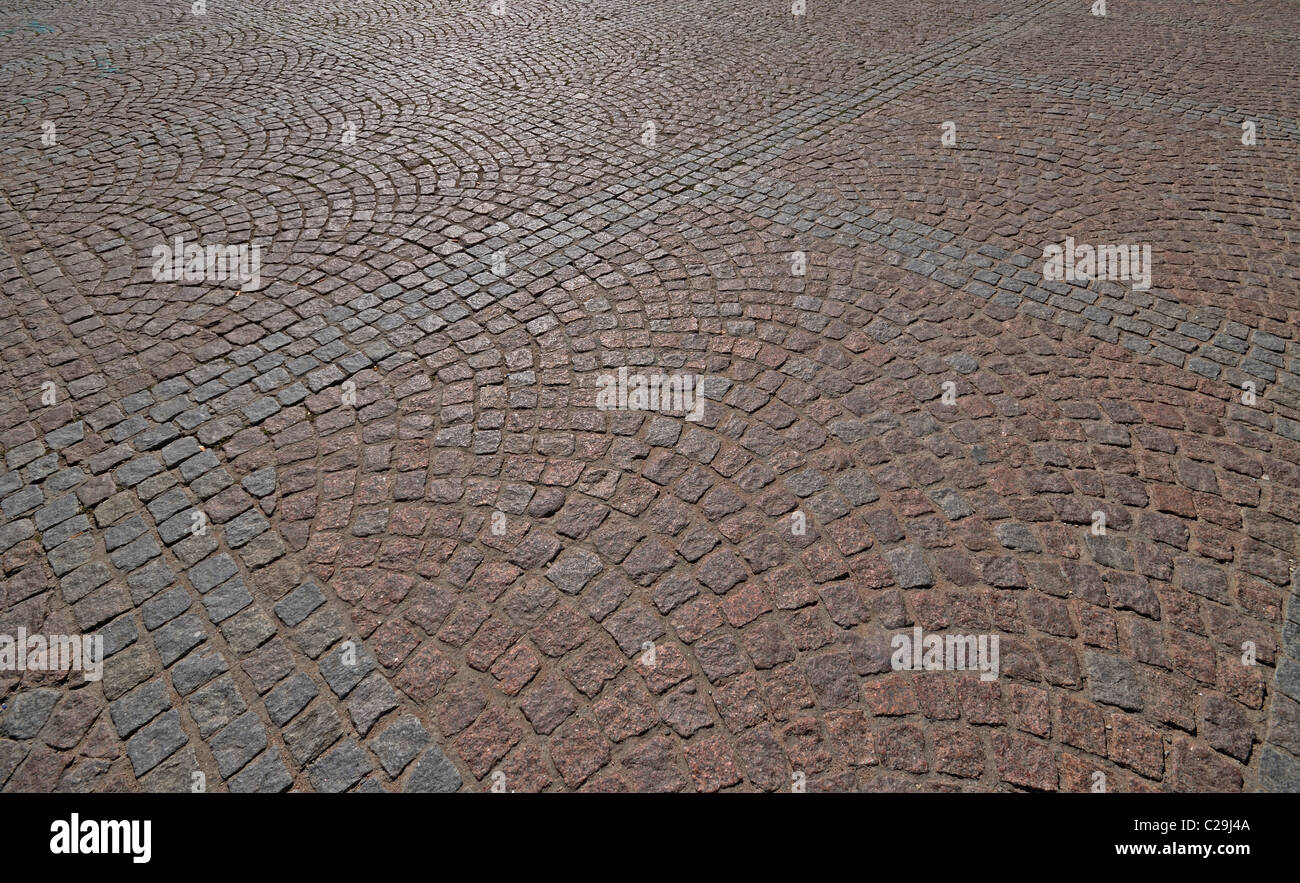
left=1, top=0, right=1297, bottom=794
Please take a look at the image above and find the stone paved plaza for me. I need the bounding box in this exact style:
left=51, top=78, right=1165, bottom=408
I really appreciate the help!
left=1, top=0, right=1298, bottom=793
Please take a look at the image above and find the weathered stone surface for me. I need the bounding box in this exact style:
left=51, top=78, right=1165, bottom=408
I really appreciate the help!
left=2, top=0, right=1295, bottom=799
left=403, top=747, right=463, bottom=793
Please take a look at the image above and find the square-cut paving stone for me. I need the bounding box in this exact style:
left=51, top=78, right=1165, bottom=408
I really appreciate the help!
left=148, top=487, right=192, bottom=522
left=227, top=750, right=293, bottom=793
left=241, top=467, right=277, bottom=497
left=224, top=509, right=269, bottom=547
left=308, top=739, right=373, bottom=793
left=274, top=581, right=327, bottom=627
left=161, top=437, right=202, bottom=467
left=109, top=533, right=162, bottom=572
left=283, top=702, right=345, bottom=766
left=1085, top=652, right=1145, bottom=711
left=189, top=554, right=238, bottom=593
left=202, top=576, right=253, bottom=623
left=0, top=518, right=34, bottom=553
left=125, top=710, right=188, bottom=776
left=403, top=747, right=462, bottom=793
left=61, top=561, right=113, bottom=603
left=0, top=690, right=61, bottom=740
left=209, top=710, right=268, bottom=778
left=41, top=513, right=90, bottom=550
left=370, top=715, right=431, bottom=777
left=101, top=645, right=158, bottom=701
left=73, top=583, right=132, bottom=630
left=293, top=607, right=345, bottom=659
left=127, top=558, right=177, bottom=604
left=2, top=485, right=44, bottom=518
left=152, top=613, right=207, bottom=666
left=138, top=746, right=200, bottom=793
left=157, top=510, right=195, bottom=546
left=171, top=648, right=230, bottom=696
left=141, top=586, right=192, bottom=630
left=883, top=545, right=933, bottom=588
left=109, top=679, right=171, bottom=738
left=188, top=676, right=248, bottom=738
left=319, top=642, right=377, bottom=698
left=45, top=422, right=85, bottom=450
left=34, top=494, right=80, bottom=531
left=179, top=450, right=221, bottom=482
left=221, top=607, right=278, bottom=655
left=114, top=456, right=163, bottom=487
left=346, top=672, right=400, bottom=736
left=241, top=638, right=296, bottom=694
left=101, top=613, right=139, bottom=657
left=265, top=672, right=319, bottom=726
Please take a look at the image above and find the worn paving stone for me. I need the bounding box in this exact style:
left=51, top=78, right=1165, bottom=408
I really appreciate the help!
left=171, top=649, right=231, bottom=697
left=371, top=715, right=431, bottom=778
left=138, top=746, right=200, bottom=793
left=403, top=746, right=463, bottom=793
left=308, top=738, right=373, bottom=793
left=0, top=690, right=61, bottom=740
left=347, top=672, right=400, bottom=736
left=283, top=703, right=346, bottom=767
left=108, top=680, right=171, bottom=738
left=188, top=676, right=249, bottom=739
left=125, top=710, right=188, bottom=777
left=151, top=613, right=207, bottom=666
left=319, top=644, right=377, bottom=698
left=274, top=581, right=327, bottom=627
left=209, top=711, right=269, bottom=778
left=265, top=672, right=320, bottom=727
left=227, top=751, right=294, bottom=793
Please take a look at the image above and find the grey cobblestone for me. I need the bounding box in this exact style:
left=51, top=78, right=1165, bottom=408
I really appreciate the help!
left=125, top=710, right=188, bottom=776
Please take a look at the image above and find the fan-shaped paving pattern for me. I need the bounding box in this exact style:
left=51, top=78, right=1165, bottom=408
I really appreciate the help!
left=1, top=0, right=1298, bottom=793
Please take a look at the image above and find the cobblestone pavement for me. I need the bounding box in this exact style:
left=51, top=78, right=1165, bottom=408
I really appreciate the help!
left=1, top=0, right=1298, bottom=793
